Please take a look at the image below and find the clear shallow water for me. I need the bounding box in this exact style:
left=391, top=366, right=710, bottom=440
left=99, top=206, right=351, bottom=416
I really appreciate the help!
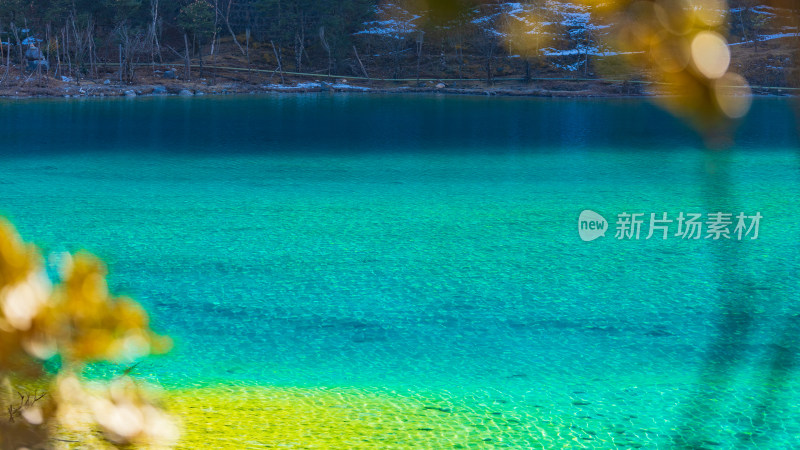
left=1, top=95, right=799, bottom=448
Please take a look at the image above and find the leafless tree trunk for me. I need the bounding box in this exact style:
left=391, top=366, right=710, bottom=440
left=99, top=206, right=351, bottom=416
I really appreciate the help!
left=221, top=0, right=246, bottom=56
left=56, top=31, right=62, bottom=78
left=71, top=17, right=82, bottom=84
left=87, top=19, right=96, bottom=78
left=116, top=22, right=139, bottom=83
left=211, top=0, right=219, bottom=84
left=415, top=31, right=424, bottom=84
left=43, top=24, right=52, bottom=83
left=55, top=36, right=61, bottom=78
left=0, top=22, right=5, bottom=84
left=183, top=32, right=191, bottom=79
left=271, top=40, right=284, bottom=83
left=70, top=15, right=96, bottom=84
left=446, top=26, right=465, bottom=80
left=319, top=26, right=332, bottom=76
left=737, top=9, right=749, bottom=44
left=1, top=22, right=9, bottom=84
left=149, top=0, right=163, bottom=70
left=484, top=35, right=496, bottom=86
left=246, top=28, right=251, bottom=82
left=64, top=27, right=72, bottom=78
left=3, top=37, right=9, bottom=84
left=11, top=23, right=23, bottom=78
left=439, top=38, right=446, bottom=75
left=388, top=36, right=403, bottom=79
left=353, top=45, right=369, bottom=80
left=195, top=34, right=205, bottom=78
left=294, top=13, right=305, bottom=72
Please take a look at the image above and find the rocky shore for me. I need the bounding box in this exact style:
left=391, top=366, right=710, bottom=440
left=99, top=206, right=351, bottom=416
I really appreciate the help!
left=0, top=73, right=656, bottom=99
left=0, top=73, right=792, bottom=100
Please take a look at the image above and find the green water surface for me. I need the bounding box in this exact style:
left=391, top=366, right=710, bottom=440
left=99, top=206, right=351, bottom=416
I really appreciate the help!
left=0, top=94, right=798, bottom=448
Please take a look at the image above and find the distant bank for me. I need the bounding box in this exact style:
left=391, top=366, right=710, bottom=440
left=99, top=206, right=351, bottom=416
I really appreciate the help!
left=1, top=76, right=795, bottom=100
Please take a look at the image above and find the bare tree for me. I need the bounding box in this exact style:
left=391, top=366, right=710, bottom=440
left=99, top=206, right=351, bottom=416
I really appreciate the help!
left=246, top=27, right=251, bottom=82
left=353, top=44, right=369, bottom=80
left=69, top=14, right=98, bottom=84
left=220, top=0, right=246, bottom=56
left=1, top=22, right=9, bottom=84
left=210, top=0, right=220, bottom=84
left=415, top=30, right=424, bottom=84
left=294, top=11, right=306, bottom=72
left=183, top=32, right=191, bottom=79
left=10, top=23, right=23, bottom=78
left=319, top=26, right=332, bottom=76
left=271, top=40, right=284, bottom=83
left=148, top=0, right=164, bottom=69
left=62, top=27, right=71, bottom=79
left=114, top=21, right=144, bottom=83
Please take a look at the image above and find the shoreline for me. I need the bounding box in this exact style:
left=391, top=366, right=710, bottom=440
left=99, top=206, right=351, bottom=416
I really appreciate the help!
left=0, top=78, right=793, bottom=101
left=0, top=79, right=647, bottom=100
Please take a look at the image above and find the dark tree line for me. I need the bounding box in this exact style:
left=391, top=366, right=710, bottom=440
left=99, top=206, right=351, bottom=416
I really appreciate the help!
left=0, top=0, right=378, bottom=82
left=0, top=0, right=795, bottom=86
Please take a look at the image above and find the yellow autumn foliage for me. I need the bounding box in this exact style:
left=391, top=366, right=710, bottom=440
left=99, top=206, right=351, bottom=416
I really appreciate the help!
left=0, top=217, right=177, bottom=448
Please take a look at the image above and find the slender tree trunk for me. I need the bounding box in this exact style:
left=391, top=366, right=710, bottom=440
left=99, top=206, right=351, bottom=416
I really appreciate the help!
left=415, top=31, right=424, bottom=84
left=0, top=22, right=4, bottom=66
left=485, top=40, right=495, bottom=86
left=439, top=38, right=446, bottom=75
left=4, top=37, right=9, bottom=83
left=0, top=22, right=5, bottom=84
left=149, top=0, right=160, bottom=71
left=198, top=39, right=204, bottom=78
left=211, top=0, right=218, bottom=84
left=65, top=27, right=72, bottom=79
left=392, top=39, right=401, bottom=79
left=1, top=22, right=9, bottom=84
left=11, top=23, right=23, bottom=77
left=183, top=32, right=191, bottom=80
left=319, top=26, right=331, bottom=76
left=70, top=16, right=84, bottom=85
left=223, top=0, right=246, bottom=56
left=524, top=57, right=531, bottom=83
left=353, top=45, right=369, bottom=80
left=294, top=10, right=305, bottom=72
left=56, top=36, right=61, bottom=78
left=737, top=9, right=748, bottom=44
left=246, top=28, right=251, bottom=82
left=455, top=35, right=464, bottom=80
left=271, top=40, right=284, bottom=83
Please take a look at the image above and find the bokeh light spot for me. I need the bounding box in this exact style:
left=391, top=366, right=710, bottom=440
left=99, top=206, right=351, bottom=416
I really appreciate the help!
left=691, top=31, right=730, bottom=79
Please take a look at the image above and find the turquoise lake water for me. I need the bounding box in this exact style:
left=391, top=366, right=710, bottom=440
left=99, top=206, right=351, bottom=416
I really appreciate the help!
left=1, top=95, right=799, bottom=448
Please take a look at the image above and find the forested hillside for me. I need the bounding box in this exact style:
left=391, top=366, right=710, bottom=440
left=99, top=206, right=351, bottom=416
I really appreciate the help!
left=0, top=1, right=797, bottom=92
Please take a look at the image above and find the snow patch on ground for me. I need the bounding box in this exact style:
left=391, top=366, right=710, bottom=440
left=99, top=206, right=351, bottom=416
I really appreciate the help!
left=357, top=1, right=792, bottom=66
left=296, top=82, right=322, bottom=89
left=730, top=32, right=799, bottom=46
left=264, top=82, right=322, bottom=90
left=542, top=46, right=629, bottom=57
left=359, top=1, right=607, bottom=40
left=357, top=3, right=421, bottom=38
left=331, top=84, right=371, bottom=91
left=552, top=60, right=584, bottom=71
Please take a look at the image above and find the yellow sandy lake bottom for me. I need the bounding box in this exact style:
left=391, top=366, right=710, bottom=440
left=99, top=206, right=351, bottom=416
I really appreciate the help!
left=163, top=385, right=551, bottom=449
left=50, top=384, right=556, bottom=449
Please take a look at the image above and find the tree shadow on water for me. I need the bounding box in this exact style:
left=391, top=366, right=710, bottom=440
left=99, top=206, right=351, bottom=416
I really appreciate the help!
left=671, top=150, right=800, bottom=449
